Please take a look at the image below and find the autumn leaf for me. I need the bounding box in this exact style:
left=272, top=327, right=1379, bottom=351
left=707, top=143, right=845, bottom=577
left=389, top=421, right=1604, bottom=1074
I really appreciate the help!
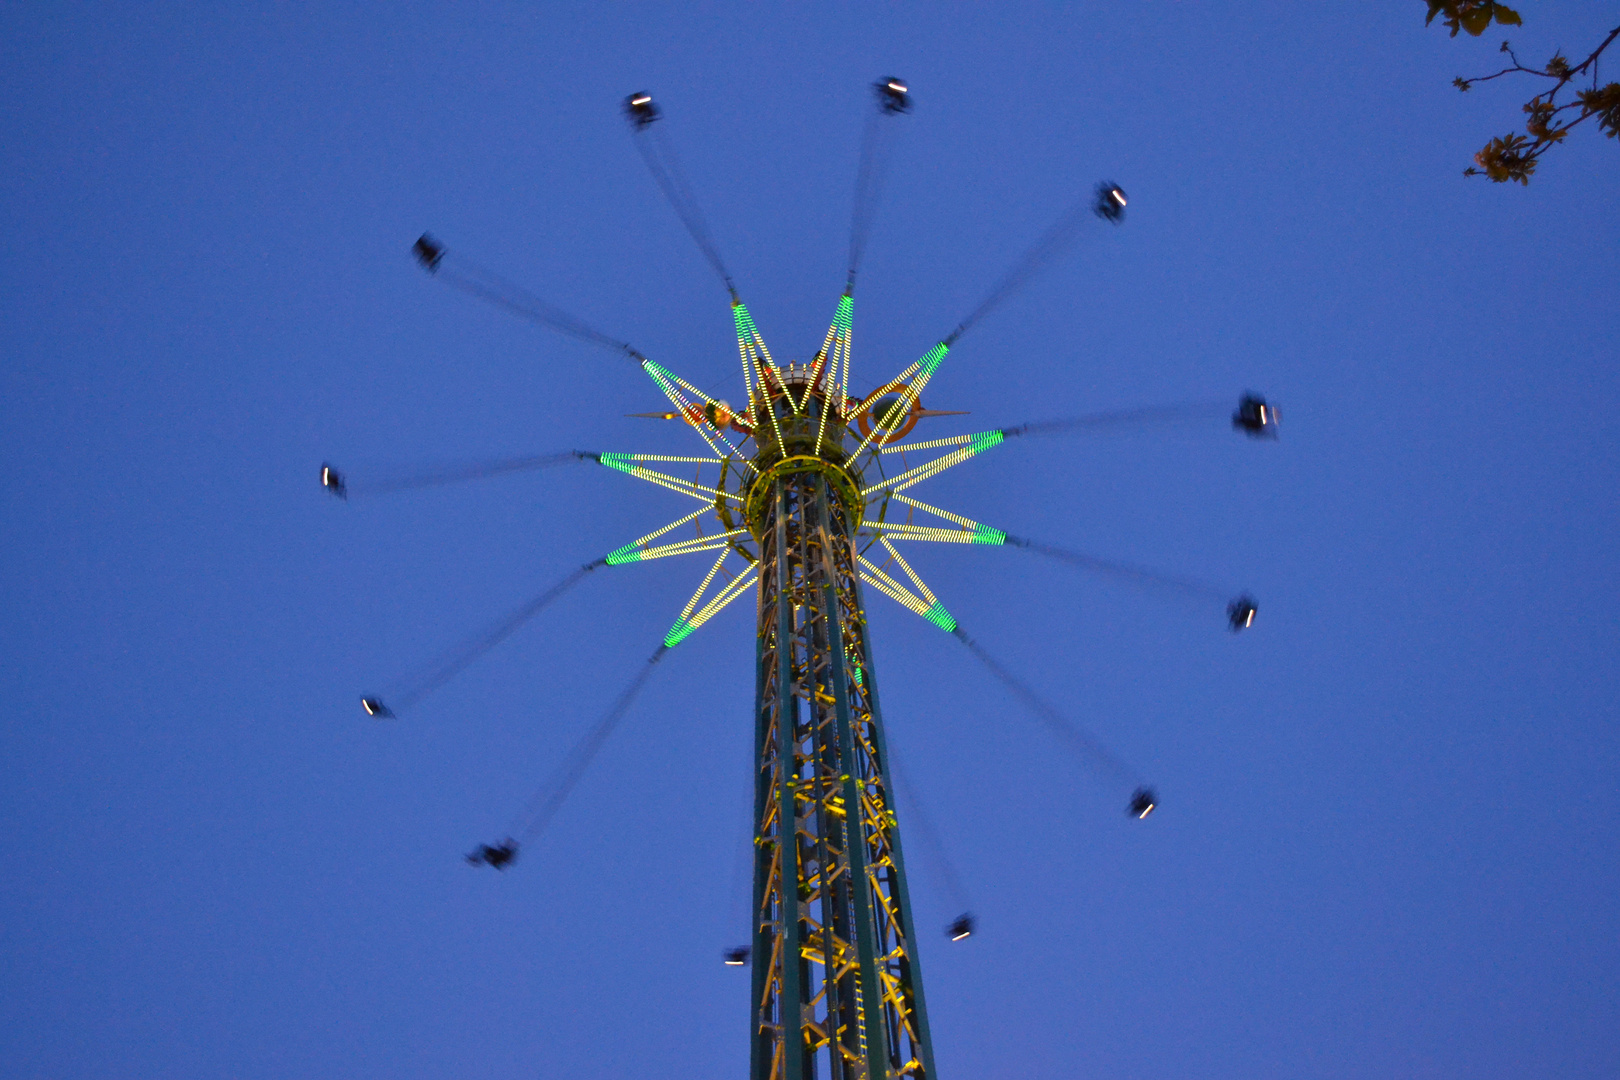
left=1473, top=133, right=1536, bottom=184
left=1460, top=7, right=1494, bottom=36
left=1579, top=83, right=1620, bottom=138
left=1427, top=1, right=1525, bottom=37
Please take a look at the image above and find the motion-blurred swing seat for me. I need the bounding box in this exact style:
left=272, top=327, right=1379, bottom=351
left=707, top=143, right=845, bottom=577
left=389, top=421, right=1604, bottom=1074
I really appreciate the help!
left=1093, top=183, right=1127, bottom=223
left=1226, top=595, right=1258, bottom=632
left=624, top=92, right=659, bottom=128
left=1232, top=394, right=1278, bottom=438
left=875, top=78, right=912, bottom=114
left=412, top=234, right=444, bottom=272
left=467, top=839, right=519, bottom=869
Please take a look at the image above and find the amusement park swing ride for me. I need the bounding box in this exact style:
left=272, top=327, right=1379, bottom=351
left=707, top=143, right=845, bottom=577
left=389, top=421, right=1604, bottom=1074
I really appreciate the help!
left=324, top=78, right=1276, bottom=1080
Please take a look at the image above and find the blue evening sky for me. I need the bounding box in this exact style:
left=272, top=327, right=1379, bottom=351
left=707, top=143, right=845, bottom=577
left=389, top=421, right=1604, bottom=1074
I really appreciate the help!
left=3, top=4, right=1617, bottom=1078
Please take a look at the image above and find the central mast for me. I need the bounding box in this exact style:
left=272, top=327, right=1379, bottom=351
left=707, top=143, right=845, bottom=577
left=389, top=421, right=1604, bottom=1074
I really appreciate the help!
left=748, top=364, right=936, bottom=1080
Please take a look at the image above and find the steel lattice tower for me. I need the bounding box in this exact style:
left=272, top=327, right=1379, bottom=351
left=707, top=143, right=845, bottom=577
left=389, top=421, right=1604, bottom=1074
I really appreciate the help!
left=749, top=366, right=934, bottom=1080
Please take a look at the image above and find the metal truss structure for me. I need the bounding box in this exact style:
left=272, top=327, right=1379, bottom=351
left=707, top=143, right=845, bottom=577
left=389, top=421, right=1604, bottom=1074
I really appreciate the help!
left=749, top=374, right=933, bottom=1080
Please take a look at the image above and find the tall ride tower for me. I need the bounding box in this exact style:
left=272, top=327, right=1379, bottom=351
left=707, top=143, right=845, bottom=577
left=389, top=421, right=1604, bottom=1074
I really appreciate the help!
left=352, top=76, right=1267, bottom=1080
left=749, top=362, right=933, bottom=1080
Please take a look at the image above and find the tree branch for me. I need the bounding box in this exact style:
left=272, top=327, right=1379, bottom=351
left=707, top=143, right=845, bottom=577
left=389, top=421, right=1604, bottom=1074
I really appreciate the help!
left=1434, top=8, right=1620, bottom=184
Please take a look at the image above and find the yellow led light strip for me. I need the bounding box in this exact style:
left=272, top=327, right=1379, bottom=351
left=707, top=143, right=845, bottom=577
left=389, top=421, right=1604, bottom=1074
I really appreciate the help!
left=678, top=549, right=731, bottom=621
left=858, top=560, right=932, bottom=619
left=610, top=454, right=725, bottom=465
left=617, top=536, right=738, bottom=568
left=836, top=318, right=854, bottom=424
left=890, top=492, right=979, bottom=530
left=847, top=351, right=941, bottom=461
left=657, top=368, right=748, bottom=455
left=799, top=321, right=840, bottom=415
left=890, top=459, right=975, bottom=495
left=814, top=333, right=841, bottom=458
left=605, top=506, right=726, bottom=566
left=604, top=459, right=740, bottom=505
left=641, top=362, right=741, bottom=460
left=863, top=443, right=982, bottom=497
left=749, top=329, right=782, bottom=391
left=665, top=560, right=758, bottom=647
left=814, top=307, right=853, bottom=457
left=877, top=432, right=980, bottom=454
left=737, top=330, right=758, bottom=415
left=888, top=359, right=926, bottom=387
left=644, top=365, right=730, bottom=460
left=629, top=507, right=711, bottom=547
left=859, top=555, right=929, bottom=612
left=690, top=565, right=757, bottom=626
left=878, top=538, right=937, bottom=606
left=813, top=361, right=834, bottom=457
left=629, top=468, right=726, bottom=503
left=866, top=524, right=978, bottom=543
left=659, top=367, right=721, bottom=407
left=846, top=360, right=922, bottom=458
left=636, top=528, right=749, bottom=562
left=742, top=337, right=787, bottom=449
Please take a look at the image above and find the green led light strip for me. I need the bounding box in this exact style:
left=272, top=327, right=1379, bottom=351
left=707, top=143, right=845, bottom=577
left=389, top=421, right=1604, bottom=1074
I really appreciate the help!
left=734, top=303, right=788, bottom=446
left=863, top=431, right=1005, bottom=499
left=640, top=361, right=738, bottom=459
left=859, top=553, right=959, bottom=635
left=664, top=565, right=758, bottom=646
left=605, top=543, right=643, bottom=566
left=922, top=600, right=957, bottom=633
left=869, top=524, right=1008, bottom=545
left=850, top=342, right=951, bottom=459
left=599, top=454, right=738, bottom=504
left=605, top=453, right=725, bottom=464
